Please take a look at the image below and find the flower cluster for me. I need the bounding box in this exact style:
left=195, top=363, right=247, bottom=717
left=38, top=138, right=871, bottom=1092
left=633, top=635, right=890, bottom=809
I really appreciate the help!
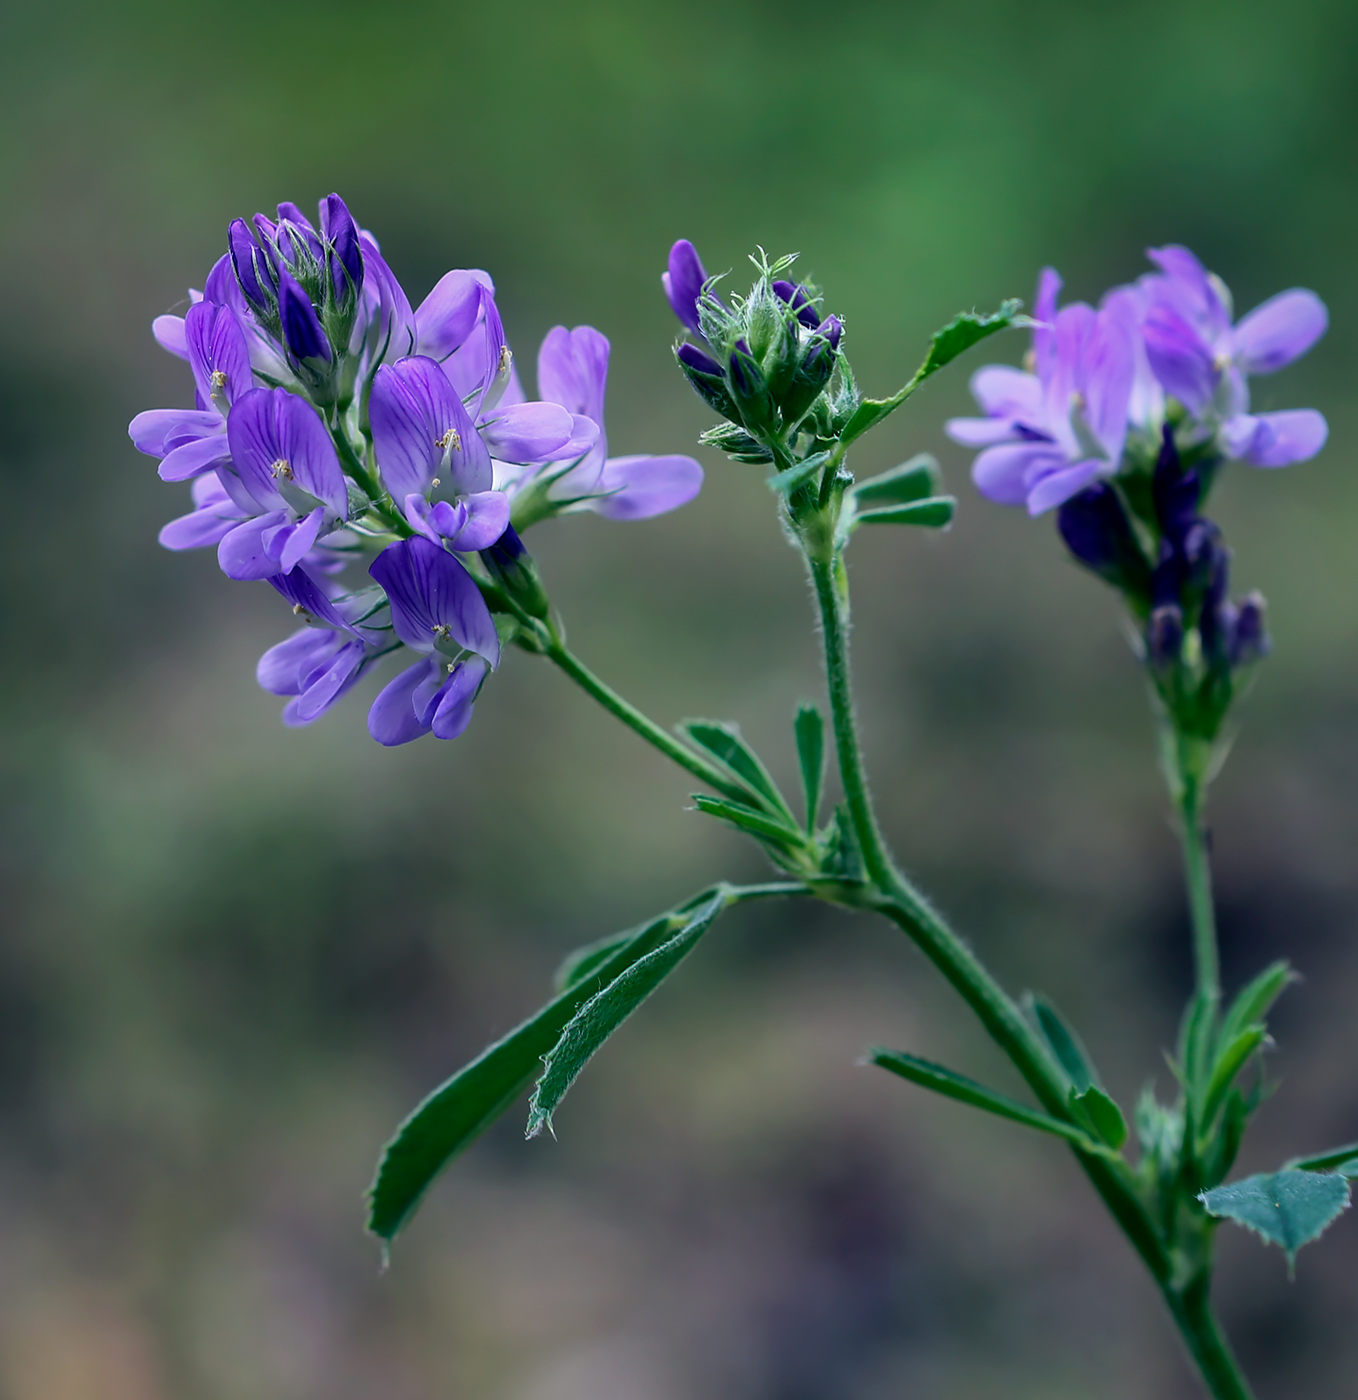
left=130, top=196, right=703, bottom=744
left=948, top=246, right=1328, bottom=739
left=663, top=241, right=847, bottom=463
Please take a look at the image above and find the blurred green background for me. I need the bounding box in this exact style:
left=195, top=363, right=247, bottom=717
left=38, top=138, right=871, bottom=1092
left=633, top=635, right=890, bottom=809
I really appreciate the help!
left=2, top=0, right=1358, bottom=1395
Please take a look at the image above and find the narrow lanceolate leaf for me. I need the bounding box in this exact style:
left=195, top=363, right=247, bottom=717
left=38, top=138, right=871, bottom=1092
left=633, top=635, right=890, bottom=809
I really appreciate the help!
left=526, top=892, right=727, bottom=1137
left=681, top=720, right=794, bottom=820
left=1287, top=1140, right=1358, bottom=1173
left=691, top=794, right=807, bottom=848
left=849, top=454, right=942, bottom=510
left=793, top=704, right=825, bottom=833
left=1027, top=995, right=1098, bottom=1094
left=766, top=450, right=830, bottom=496
left=553, top=929, right=636, bottom=994
left=839, top=396, right=899, bottom=446
left=869, top=1049, right=1099, bottom=1151
left=1219, top=960, right=1296, bottom=1047
left=915, top=300, right=1023, bottom=382
left=855, top=496, right=955, bottom=529
left=1201, top=1024, right=1268, bottom=1128
left=1074, top=1084, right=1128, bottom=1150
left=367, top=909, right=685, bottom=1244
left=1200, top=1170, right=1351, bottom=1271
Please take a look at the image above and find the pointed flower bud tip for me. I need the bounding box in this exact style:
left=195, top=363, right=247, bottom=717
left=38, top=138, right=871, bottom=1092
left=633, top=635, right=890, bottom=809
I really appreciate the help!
left=664, top=239, right=709, bottom=335
left=278, top=268, right=332, bottom=364
left=1147, top=605, right=1185, bottom=669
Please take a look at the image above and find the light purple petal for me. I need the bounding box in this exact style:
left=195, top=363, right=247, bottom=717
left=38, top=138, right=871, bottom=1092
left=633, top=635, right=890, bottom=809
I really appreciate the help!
left=185, top=301, right=252, bottom=409
left=1026, top=459, right=1103, bottom=516
left=368, top=536, right=500, bottom=665
left=268, top=566, right=351, bottom=629
left=1221, top=410, right=1328, bottom=467
left=356, top=234, right=415, bottom=365
left=1083, top=307, right=1134, bottom=463
left=218, top=511, right=290, bottom=579
left=1031, top=267, right=1062, bottom=381
left=258, top=628, right=343, bottom=695
left=537, top=326, right=610, bottom=423
left=430, top=657, right=488, bottom=740
left=945, top=416, right=1023, bottom=447
left=478, top=401, right=575, bottom=464
left=153, top=315, right=189, bottom=360
left=1142, top=304, right=1216, bottom=414
left=287, top=638, right=368, bottom=724
left=414, top=269, right=494, bottom=360
left=972, top=443, right=1064, bottom=508
left=444, top=490, right=510, bottom=549
left=1145, top=245, right=1230, bottom=338
left=585, top=455, right=704, bottom=520
left=157, top=477, right=245, bottom=549
left=971, top=365, right=1044, bottom=421
left=226, top=387, right=348, bottom=519
left=278, top=506, right=326, bottom=573
left=368, top=657, right=439, bottom=746
left=158, top=429, right=232, bottom=482
left=1231, top=290, right=1328, bottom=375
left=129, top=408, right=222, bottom=457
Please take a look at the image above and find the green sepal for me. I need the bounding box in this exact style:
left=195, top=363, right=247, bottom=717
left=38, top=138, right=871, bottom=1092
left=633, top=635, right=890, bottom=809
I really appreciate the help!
left=869, top=1049, right=1101, bottom=1152
left=691, top=794, right=806, bottom=849
left=1219, top=960, right=1296, bottom=1048
left=1286, top=1140, right=1358, bottom=1173
left=680, top=720, right=794, bottom=820
left=366, top=908, right=689, bottom=1244
left=1200, top=1169, right=1351, bottom=1272
left=855, top=497, right=956, bottom=529
left=1073, top=1084, right=1128, bottom=1149
left=526, top=892, right=727, bottom=1137
left=1025, top=994, right=1099, bottom=1093
left=849, top=454, right=942, bottom=510
left=793, top=704, right=826, bottom=833
left=1200, top=1023, right=1268, bottom=1129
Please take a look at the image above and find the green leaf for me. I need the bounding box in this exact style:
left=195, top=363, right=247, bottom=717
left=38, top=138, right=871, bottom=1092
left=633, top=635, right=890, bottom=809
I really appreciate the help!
left=869, top=1048, right=1100, bottom=1151
left=367, top=909, right=687, bottom=1243
left=1201, top=1024, right=1268, bottom=1128
left=1178, top=988, right=1218, bottom=1100
left=793, top=704, right=826, bottom=833
left=839, top=397, right=898, bottom=446
left=766, top=450, right=830, bottom=496
left=1286, top=1140, right=1358, bottom=1173
left=681, top=720, right=793, bottom=819
left=553, top=929, right=636, bottom=993
left=1339, top=1159, right=1358, bottom=1179
left=856, top=496, right=955, bottom=529
left=691, top=794, right=806, bottom=848
left=1074, top=1084, right=1128, bottom=1149
left=527, top=892, right=727, bottom=1137
left=1219, top=960, right=1296, bottom=1047
left=849, top=454, right=942, bottom=510
left=1200, top=1170, right=1351, bottom=1270
left=1026, top=995, right=1098, bottom=1094
left=1203, top=1089, right=1249, bottom=1189
left=819, top=804, right=866, bottom=882
left=916, top=300, right=1024, bottom=382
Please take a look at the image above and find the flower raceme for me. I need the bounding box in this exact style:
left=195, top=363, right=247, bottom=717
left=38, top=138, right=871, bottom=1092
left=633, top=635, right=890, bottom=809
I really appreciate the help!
left=130, top=194, right=704, bottom=745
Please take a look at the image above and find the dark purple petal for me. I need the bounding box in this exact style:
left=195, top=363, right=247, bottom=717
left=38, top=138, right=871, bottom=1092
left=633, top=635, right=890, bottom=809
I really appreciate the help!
left=414, top=269, right=493, bottom=360
left=371, top=355, right=488, bottom=498
left=477, top=401, right=575, bottom=464
left=586, top=454, right=703, bottom=520
left=278, top=267, right=331, bottom=363
left=368, top=657, right=439, bottom=746
left=430, top=657, right=488, bottom=740
left=1231, top=592, right=1270, bottom=667
left=319, top=194, right=363, bottom=298
left=1147, top=604, right=1185, bottom=668
left=1142, top=304, right=1216, bottom=414
left=1231, top=290, right=1328, bottom=375
left=277, top=506, right=326, bottom=573
left=773, top=280, right=821, bottom=330
left=153, top=315, right=188, bottom=359
left=228, top=219, right=271, bottom=309
left=677, top=343, right=723, bottom=377
left=185, top=301, right=252, bottom=409
left=267, top=565, right=350, bottom=629
left=226, top=387, right=348, bottom=518
left=1220, top=410, right=1328, bottom=467
left=368, top=536, right=500, bottom=665
left=663, top=239, right=709, bottom=335
left=354, top=234, right=416, bottom=365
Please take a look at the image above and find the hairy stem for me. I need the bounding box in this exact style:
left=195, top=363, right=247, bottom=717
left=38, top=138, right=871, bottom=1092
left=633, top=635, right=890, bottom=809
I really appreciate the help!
left=1165, top=1276, right=1257, bottom=1400
left=1179, top=768, right=1221, bottom=1006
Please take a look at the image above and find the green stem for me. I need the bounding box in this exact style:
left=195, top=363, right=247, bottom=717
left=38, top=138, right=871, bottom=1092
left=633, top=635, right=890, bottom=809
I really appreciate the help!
left=543, top=640, right=753, bottom=804
left=1179, top=768, right=1221, bottom=1006
left=1164, top=1276, right=1257, bottom=1400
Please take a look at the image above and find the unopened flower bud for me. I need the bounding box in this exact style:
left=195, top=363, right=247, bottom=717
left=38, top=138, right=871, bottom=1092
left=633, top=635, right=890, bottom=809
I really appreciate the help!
left=1056, top=484, right=1151, bottom=599
left=663, top=239, right=710, bottom=336
left=1230, top=591, right=1270, bottom=668
left=482, top=526, right=551, bottom=620
left=676, top=342, right=737, bottom=420
left=278, top=268, right=332, bottom=366
left=728, top=338, right=777, bottom=433
left=772, top=280, right=821, bottom=330
left=229, top=218, right=274, bottom=315
left=1147, top=604, right=1185, bottom=669
left=319, top=193, right=363, bottom=301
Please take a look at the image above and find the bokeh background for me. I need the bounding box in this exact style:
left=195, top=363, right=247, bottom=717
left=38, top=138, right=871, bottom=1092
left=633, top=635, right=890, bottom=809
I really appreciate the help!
left=3, top=1, right=1358, bottom=1396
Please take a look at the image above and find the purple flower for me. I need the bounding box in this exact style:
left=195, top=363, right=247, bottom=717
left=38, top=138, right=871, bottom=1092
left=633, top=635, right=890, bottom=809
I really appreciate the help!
left=663, top=239, right=713, bottom=336
left=501, top=325, right=703, bottom=522
left=216, top=387, right=350, bottom=580
left=366, top=536, right=499, bottom=745
left=947, top=268, right=1135, bottom=515
left=158, top=471, right=249, bottom=551
left=257, top=567, right=392, bottom=726
left=1139, top=245, right=1328, bottom=466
